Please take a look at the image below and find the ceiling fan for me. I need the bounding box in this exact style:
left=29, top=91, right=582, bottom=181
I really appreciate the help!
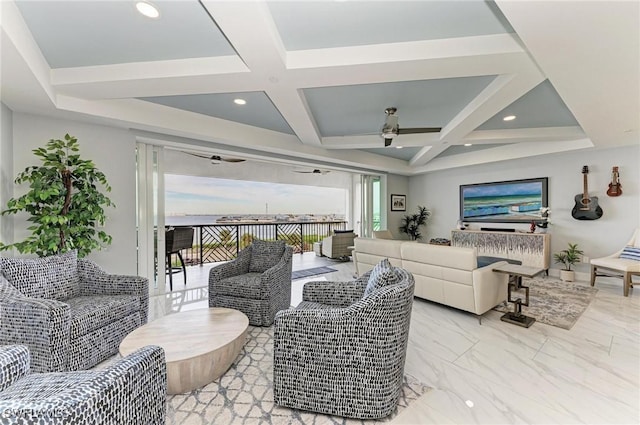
left=182, top=151, right=246, bottom=164
left=380, top=107, right=442, bottom=147
left=293, top=168, right=330, bottom=175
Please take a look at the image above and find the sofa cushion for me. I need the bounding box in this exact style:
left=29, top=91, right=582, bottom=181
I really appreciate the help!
left=66, top=294, right=140, bottom=338
left=249, top=240, right=285, bottom=273
left=619, top=246, right=640, bottom=261
left=363, top=259, right=403, bottom=298
left=0, top=251, right=80, bottom=301
left=214, top=273, right=264, bottom=299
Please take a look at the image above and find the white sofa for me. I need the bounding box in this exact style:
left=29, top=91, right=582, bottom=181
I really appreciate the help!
left=354, top=237, right=509, bottom=316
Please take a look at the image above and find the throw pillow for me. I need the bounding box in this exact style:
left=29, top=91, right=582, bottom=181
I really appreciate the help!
left=619, top=246, right=640, bottom=261
left=249, top=240, right=286, bottom=273
left=0, top=250, right=80, bottom=300
left=363, top=258, right=402, bottom=298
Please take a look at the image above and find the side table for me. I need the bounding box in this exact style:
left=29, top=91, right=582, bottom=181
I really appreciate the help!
left=492, top=264, right=545, bottom=328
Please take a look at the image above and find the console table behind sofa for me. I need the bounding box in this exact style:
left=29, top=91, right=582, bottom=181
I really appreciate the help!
left=451, top=230, right=550, bottom=271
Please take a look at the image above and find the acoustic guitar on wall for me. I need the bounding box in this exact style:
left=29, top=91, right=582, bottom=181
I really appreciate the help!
left=607, top=166, right=622, bottom=197
left=572, top=165, right=603, bottom=220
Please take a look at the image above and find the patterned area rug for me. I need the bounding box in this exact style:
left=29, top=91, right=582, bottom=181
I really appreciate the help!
left=291, top=266, right=337, bottom=280
left=167, top=326, right=430, bottom=425
left=494, top=277, right=598, bottom=330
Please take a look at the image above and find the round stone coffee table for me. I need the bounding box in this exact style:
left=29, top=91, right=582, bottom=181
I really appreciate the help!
left=119, top=307, right=249, bottom=394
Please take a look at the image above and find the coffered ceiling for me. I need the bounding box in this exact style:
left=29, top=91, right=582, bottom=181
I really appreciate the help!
left=1, top=1, right=638, bottom=175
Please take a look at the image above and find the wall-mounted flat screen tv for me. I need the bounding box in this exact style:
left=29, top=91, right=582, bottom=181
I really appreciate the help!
left=460, top=177, right=548, bottom=223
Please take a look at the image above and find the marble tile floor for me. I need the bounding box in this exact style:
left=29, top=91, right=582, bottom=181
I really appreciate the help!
left=149, top=254, right=640, bottom=424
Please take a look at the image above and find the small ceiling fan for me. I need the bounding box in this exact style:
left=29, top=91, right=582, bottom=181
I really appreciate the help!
left=381, top=107, right=441, bottom=147
left=182, top=151, right=246, bottom=164
left=293, top=168, right=330, bottom=175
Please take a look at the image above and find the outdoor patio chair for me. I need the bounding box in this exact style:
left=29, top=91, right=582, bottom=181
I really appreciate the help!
left=208, top=239, right=293, bottom=326
left=273, top=259, right=415, bottom=419
left=591, top=228, right=640, bottom=296
left=321, top=230, right=356, bottom=259
left=165, top=226, right=195, bottom=291
left=0, top=344, right=167, bottom=425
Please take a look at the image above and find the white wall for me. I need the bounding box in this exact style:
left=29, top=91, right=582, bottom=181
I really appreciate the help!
left=0, top=103, right=14, bottom=249
left=12, top=112, right=137, bottom=274
left=409, top=144, right=640, bottom=275
left=386, top=173, right=410, bottom=239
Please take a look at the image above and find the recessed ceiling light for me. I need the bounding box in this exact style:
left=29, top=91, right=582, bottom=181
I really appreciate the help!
left=465, top=400, right=474, bottom=408
left=233, top=99, right=247, bottom=105
left=464, top=143, right=473, bottom=147
left=395, top=146, right=403, bottom=149
left=136, top=1, right=160, bottom=19
left=503, top=115, right=516, bottom=121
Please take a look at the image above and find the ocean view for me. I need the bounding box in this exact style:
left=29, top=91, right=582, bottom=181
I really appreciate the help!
left=165, top=214, right=346, bottom=226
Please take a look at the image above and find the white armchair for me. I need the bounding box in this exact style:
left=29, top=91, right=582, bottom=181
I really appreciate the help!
left=590, top=228, right=640, bottom=296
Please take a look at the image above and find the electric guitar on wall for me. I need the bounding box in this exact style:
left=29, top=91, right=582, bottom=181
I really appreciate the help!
left=607, top=166, right=622, bottom=197
left=572, top=166, right=603, bottom=220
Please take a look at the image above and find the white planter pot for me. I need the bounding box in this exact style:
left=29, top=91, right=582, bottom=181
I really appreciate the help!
left=560, top=270, right=575, bottom=282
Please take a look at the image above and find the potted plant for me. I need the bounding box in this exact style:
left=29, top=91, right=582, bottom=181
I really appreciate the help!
left=553, top=242, right=584, bottom=282
left=399, top=205, right=431, bottom=240
left=0, top=134, right=114, bottom=258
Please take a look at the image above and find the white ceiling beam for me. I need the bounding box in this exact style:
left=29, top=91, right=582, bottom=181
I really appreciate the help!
left=0, top=0, right=56, bottom=104
left=414, top=138, right=594, bottom=174
left=287, top=34, right=524, bottom=69
left=496, top=0, right=640, bottom=148
left=200, top=0, right=322, bottom=146
left=322, top=133, right=440, bottom=149
left=54, top=95, right=413, bottom=175
left=409, top=68, right=544, bottom=166
left=463, top=126, right=585, bottom=145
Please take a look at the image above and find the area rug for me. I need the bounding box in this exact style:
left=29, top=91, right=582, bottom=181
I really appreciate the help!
left=167, top=326, right=430, bottom=425
left=494, top=276, right=598, bottom=330
left=291, top=266, right=337, bottom=280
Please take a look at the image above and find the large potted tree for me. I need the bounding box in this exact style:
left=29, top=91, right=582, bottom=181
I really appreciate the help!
left=0, top=134, right=114, bottom=257
left=553, top=242, right=584, bottom=282
left=399, top=205, right=431, bottom=241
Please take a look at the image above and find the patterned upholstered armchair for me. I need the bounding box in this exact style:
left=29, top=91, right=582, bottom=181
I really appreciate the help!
left=209, top=240, right=293, bottom=326
left=0, top=344, right=166, bottom=424
left=0, top=251, right=148, bottom=372
left=273, top=260, right=415, bottom=419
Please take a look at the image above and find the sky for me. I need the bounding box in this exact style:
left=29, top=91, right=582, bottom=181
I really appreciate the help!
left=165, top=174, right=347, bottom=216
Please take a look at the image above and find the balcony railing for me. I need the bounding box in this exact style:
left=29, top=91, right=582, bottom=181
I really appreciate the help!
left=166, top=221, right=348, bottom=265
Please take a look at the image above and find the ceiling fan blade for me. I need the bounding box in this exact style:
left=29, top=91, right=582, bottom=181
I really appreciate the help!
left=183, top=152, right=245, bottom=163
left=397, top=127, right=442, bottom=134
left=183, top=151, right=212, bottom=160
left=293, top=169, right=330, bottom=174
left=384, top=138, right=393, bottom=147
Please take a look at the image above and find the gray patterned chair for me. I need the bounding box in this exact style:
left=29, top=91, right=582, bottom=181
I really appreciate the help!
left=0, top=344, right=166, bottom=424
left=209, top=239, right=293, bottom=326
left=0, top=250, right=148, bottom=372
left=273, top=259, right=415, bottom=419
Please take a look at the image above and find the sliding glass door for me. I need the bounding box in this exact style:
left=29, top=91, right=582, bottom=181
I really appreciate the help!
left=359, top=174, right=384, bottom=238
left=136, top=142, right=166, bottom=294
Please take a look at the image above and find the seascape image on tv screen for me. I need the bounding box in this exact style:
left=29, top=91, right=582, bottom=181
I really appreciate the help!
left=461, top=179, right=546, bottom=222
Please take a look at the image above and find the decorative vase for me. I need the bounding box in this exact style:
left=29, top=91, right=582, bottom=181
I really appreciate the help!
left=560, top=270, right=575, bottom=282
